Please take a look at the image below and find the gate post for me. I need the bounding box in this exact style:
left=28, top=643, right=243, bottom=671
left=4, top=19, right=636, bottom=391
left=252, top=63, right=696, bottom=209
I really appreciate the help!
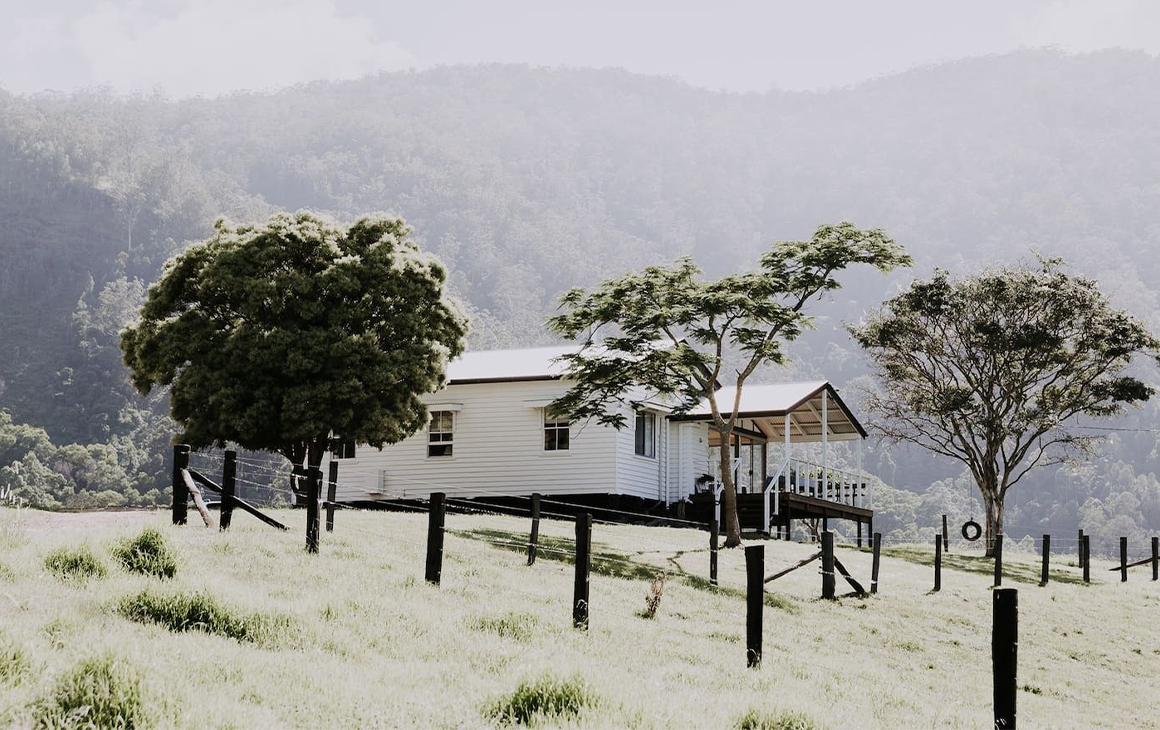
left=171, top=444, right=190, bottom=525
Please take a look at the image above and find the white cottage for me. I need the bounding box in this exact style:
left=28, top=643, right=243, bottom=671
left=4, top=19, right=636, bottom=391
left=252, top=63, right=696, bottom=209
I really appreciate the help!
left=327, top=345, right=874, bottom=537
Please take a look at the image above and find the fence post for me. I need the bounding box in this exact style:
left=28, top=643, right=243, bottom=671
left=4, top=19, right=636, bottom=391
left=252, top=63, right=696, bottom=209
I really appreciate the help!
left=871, top=532, right=882, bottom=594
left=1119, top=537, right=1128, bottom=582
left=305, top=467, right=322, bottom=554
left=573, top=513, right=592, bottom=630
left=993, top=533, right=1003, bottom=587
left=934, top=533, right=942, bottom=592
left=527, top=493, right=541, bottom=566
left=821, top=531, right=835, bottom=600
left=745, top=544, right=763, bottom=668
left=425, top=492, right=446, bottom=584
left=992, top=587, right=1018, bottom=730
left=220, top=450, right=236, bottom=531
left=1153, top=536, right=1158, bottom=582
left=1040, top=534, right=1050, bottom=586
left=325, top=460, right=338, bottom=533
left=1076, top=531, right=1085, bottom=582
left=942, top=514, right=949, bottom=552
left=1078, top=528, right=1085, bottom=569
left=709, top=517, right=720, bottom=586
left=171, top=444, right=190, bottom=525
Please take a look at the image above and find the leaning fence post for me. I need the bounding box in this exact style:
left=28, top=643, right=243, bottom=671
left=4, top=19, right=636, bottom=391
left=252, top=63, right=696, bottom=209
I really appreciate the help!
left=745, top=544, right=763, bottom=668
left=527, top=493, right=541, bottom=566
left=942, top=514, right=949, bottom=552
left=425, top=492, right=446, bottom=584
left=1040, top=534, right=1050, bottom=586
left=1153, top=536, right=1158, bottom=582
left=992, top=587, right=1018, bottom=729
left=821, top=531, right=835, bottom=600
left=305, top=467, right=322, bottom=554
left=1120, top=537, right=1128, bottom=582
left=934, top=533, right=942, bottom=592
left=710, top=517, right=719, bottom=586
left=325, top=460, right=338, bottom=533
left=871, top=532, right=882, bottom=594
left=220, top=450, right=236, bottom=531
left=993, top=533, right=1004, bottom=587
left=1076, top=531, right=1085, bottom=582
left=171, top=444, right=190, bottom=526
left=573, top=513, right=592, bottom=630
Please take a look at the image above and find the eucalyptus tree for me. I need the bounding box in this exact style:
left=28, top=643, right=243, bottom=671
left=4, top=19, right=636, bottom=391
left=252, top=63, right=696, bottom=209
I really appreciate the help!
left=121, top=211, right=468, bottom=479
left=549, top=223, right=909, bottom=546
left=849, top=259, right=1159, bottom=555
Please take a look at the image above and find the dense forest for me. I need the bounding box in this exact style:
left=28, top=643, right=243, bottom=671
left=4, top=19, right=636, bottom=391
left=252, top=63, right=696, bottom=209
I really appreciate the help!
left=2, top=49, right=1159, bottom=548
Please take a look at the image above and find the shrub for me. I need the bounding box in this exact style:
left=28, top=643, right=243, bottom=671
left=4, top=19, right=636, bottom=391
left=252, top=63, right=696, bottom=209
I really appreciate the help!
left=639, top=571, right=667, bottom=619
left=33, top=654, right=148, bottom=729
left=735, top=709, right=821, bottom=730
left=44, top=546, right=106, bottom=582
left=471, top=612, right=538, bottom=642
left=115, top=590, right=290, bottom=645
left=486, top=675, right=595, bottom=725
left=0, top=634, right=31, bottom=686
left=112, top=528, right=177, bottom=579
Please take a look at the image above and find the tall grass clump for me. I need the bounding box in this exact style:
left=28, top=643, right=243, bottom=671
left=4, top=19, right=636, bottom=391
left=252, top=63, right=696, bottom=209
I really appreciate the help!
left=735, top=709, right=822, bottom=730
left=485, top=674, right=595, bottom=725
left=33, top=654, right=149, bottom=729
left=112, top=528, right=177, bottom=579
left=0, top=633, right=31, bottom=686
left=116, top=590, right=290, bottom=645
left=471, top=612, right=538, bottom=642
left=44, top=546, right=107, bottom=582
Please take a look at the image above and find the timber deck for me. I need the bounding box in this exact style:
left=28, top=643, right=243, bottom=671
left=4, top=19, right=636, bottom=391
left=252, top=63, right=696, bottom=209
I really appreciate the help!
left=688, top=491, right=872, bottom=534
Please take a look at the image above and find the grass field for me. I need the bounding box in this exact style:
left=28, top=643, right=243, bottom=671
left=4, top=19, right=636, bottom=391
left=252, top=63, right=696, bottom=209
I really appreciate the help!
left=0, top=506, right=1158, bottom=729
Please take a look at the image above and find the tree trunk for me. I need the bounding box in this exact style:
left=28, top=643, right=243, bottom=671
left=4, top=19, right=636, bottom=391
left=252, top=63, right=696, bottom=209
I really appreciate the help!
left=983, top=490, right=1001, bottom=558
left=719, top=439, right=742, bottom=547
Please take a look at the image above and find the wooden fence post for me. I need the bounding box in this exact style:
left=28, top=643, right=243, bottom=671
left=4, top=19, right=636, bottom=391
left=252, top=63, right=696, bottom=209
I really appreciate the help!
left=1076, top=531, right=1085, bottom=582
left=325, top=460, right=338, bottom=533
left=871, top=532, right=882, bottom=594
left=745, top=544, right=763, bottom=668
left=934, top=533, right=942, bottom=592
left=1120, top=537, right=1128, bottom=582
left=425, top=492, right=446, bottom=584
left=993, top=533, right=1003, bottom=587
left=1078, top=529, right=1085, bottom=569
left=573, top=513, right=592, bottom=630
left=710, top=517, right=719, bottom=586
left=1153, top=536, right=1158, bottom=582
left=220, top=450, right=236, bottom=532
left=305, top=467, right=321, bottom=554
left=1040, top=534, right=1050, bottom=587
left=527, top=493, right=541, bottom=566
left=171, top=444, right=190, bottom=525
left=992, top=587, right=1018, bottom=730
left=942, top=514, right=949, bottom=552
left=821, top=531, right=835, bottom=600
left=857, top=520, right=862, bottom=548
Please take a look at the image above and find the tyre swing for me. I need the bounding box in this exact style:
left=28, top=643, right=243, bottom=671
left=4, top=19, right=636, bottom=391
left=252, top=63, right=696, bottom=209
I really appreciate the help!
left=961, top=479, right=982, bottom=542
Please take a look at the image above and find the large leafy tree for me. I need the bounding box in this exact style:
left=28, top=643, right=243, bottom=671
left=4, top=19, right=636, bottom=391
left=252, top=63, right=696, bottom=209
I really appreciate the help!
left=548, top=223, right=910, bottom=546
left=849, top=259, right=1159, bottom=556
left=121, top=211, right=468, bottom=476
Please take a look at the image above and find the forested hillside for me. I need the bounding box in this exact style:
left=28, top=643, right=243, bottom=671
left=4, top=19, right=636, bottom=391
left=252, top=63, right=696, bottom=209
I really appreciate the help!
left=2, top=50, right=1159, bottom=545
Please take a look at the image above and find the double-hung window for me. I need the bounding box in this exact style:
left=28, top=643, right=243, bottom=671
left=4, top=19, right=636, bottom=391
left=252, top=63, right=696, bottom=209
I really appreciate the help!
left=543, top=411, right=570, bottom=451
left=634, top=410, right=656, bottom=458
left=428, top=411, right=454, bottom=457
left=333, top=437, right=357, bottom=460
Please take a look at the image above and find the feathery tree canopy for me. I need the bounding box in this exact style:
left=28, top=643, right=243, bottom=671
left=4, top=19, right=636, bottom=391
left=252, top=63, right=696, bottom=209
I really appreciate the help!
left=121, top=211, right=468, bottom=470
left=549, top=222, right=910, bottom=546
left=849, top=258, right=1160, bottom=555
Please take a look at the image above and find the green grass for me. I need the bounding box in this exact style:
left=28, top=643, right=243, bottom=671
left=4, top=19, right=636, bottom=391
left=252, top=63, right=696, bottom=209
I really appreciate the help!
left=735, top=709, right=822, bottom=730
left=44, top=546, right=107, bottom=582
left=485, top=674, right=595, bottom=725
left=32, top=654, right=150, bottom=729
left=0, top=634, right=31, bottom=686
left=0, top=509, right=1155, bottom=728
left=112, top=528, right=177, bottom=579
left=882, top=545, right=1086, bottom=585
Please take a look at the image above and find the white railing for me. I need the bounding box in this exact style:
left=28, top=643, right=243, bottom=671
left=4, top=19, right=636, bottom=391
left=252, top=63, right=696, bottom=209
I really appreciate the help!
left=764, top=455, right=790, bottom=534
left=776, top=458, right=871, bottom=511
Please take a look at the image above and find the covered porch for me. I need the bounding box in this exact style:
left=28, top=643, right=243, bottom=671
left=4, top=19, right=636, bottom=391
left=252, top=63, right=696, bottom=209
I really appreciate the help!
left=676, top=381, right=874, bottom=541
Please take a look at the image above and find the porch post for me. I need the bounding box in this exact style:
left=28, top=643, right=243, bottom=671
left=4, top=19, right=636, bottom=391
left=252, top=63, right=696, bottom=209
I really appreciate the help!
left=856, top=439, right=863, bottom=508
left=821, top=389, right=829, bottom=501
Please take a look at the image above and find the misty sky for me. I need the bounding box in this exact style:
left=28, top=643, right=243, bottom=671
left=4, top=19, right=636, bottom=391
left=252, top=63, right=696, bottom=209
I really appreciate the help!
left=2, top=0, right=1159, bottom=97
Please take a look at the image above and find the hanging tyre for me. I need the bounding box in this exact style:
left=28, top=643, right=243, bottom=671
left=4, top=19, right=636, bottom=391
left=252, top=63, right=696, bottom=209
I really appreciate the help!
left=961, top=520, right=982, bottom=541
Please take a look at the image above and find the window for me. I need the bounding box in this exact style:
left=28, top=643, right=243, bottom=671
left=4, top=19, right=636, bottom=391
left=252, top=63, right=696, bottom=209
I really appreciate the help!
left=332, top=437, right=356, bottom=460
left=634, top=411, right=656, bottom=458
left=428, top=411, right=454, bottom=457
left=543, top=411, right=570, bottom=451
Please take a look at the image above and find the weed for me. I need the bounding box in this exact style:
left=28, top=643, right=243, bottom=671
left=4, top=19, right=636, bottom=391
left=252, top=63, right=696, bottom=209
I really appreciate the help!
left=115, top=590, right=291, bottom=646
left=638, top=571, right=667, bottom=619
left=472, top=612, right=538, bottom=642
left=0, top=561, right=14, bottom=582
left=1022, top=684, right=1043, bottom=695
left=44, top=546, right=106, bottom=582
left=112, top=528, right=177, bottom=579
left=735, top=708, right=822, bottom=730
left=485, top=674, right=595, bottom=725
left=0, top=633, right=31, bottom=685
left=896, top=640, right=924, bottom=653
left=33, top=654, right=149, bottom=729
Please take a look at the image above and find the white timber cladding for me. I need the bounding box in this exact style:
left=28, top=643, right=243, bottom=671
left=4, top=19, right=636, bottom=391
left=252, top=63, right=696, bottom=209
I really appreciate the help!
left=328, top=379, right=617, bottom=501
left=614, top=406, right=666, bottom=501
left=670, top=421, right=711, bottom=502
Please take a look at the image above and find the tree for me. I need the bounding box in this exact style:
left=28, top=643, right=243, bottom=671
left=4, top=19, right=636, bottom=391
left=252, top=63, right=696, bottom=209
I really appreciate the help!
left=121, top=211, right=469, bottom=477
left=548, top=222, right=910, bottom=546
left=849, top=258, right=1160, bottom=556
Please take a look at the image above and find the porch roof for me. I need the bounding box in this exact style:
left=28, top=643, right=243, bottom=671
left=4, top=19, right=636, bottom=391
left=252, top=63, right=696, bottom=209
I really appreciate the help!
left=673, top=381, right=867, bottom=442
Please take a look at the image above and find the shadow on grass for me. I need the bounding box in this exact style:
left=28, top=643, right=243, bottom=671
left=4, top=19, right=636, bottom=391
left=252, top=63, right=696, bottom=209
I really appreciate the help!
left=450, top=528, right=800, bottom=613
left=881, top=546, right=1085, bottom=585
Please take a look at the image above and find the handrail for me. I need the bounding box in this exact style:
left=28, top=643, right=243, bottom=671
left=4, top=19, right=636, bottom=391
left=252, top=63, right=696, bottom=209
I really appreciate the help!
left=763, top=455, right=790, bottom=534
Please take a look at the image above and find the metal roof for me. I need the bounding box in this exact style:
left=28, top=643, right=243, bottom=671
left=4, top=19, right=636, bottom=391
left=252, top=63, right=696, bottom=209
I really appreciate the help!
left=445, top=345, right=578, bottom=384
left=682, top=382, right=829, bottom=418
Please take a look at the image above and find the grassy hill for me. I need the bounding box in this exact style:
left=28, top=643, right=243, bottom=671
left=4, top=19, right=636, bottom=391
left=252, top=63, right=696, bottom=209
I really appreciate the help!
left=1, top=507, right=1157, bottom=728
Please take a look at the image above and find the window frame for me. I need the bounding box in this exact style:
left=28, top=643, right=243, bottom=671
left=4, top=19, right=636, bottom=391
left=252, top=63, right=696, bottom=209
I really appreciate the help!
left=427, top=410, right=455, bottom=458
left=542, top=410, right=571, bottom=452
left=634, top=410, right=656, bottom=459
